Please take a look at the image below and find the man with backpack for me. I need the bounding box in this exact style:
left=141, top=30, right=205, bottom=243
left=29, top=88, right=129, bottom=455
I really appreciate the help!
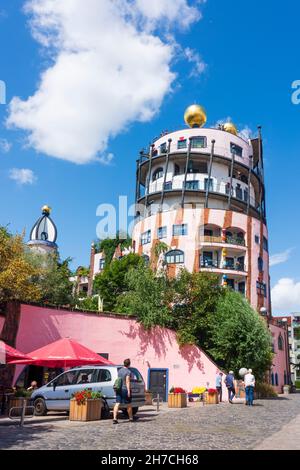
left=113, top=358, right=136, bottom=424
left=225, top=370, right=236, bottom=403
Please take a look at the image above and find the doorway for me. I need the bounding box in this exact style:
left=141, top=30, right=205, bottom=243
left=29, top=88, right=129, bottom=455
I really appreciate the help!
left=148, top=368, right=168, bottom=402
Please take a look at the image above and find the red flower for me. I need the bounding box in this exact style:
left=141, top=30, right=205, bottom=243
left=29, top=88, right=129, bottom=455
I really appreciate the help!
left=208, top=388, right=217, bottom=394
left=173, top=387, right=186, bottom=394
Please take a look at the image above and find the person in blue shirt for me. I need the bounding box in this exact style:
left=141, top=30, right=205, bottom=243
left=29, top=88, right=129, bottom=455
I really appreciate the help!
left=225, top=371, right=236, bottom=403
left=215, top=372, right=224, bottom=402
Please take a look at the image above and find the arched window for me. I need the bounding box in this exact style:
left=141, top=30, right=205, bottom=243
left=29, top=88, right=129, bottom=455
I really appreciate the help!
left=275, top=373, right=279, bottom=386
left=152, top=167, right=164, bottom=181
left=271, top=373, right=274, bottom=386
left=258, top=256, right=264, bottom=272
left=278, top=335, right=284, bottom=351
left=142, top=254, right=150, bottom=266
left=165, top=250, right=184, bottom=265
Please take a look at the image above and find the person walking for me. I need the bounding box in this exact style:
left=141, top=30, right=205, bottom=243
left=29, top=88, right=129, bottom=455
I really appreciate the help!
left=225, top=370, right=236, bottom=403
left=244, top=369, right=255, bottom=406
left=113, top=358, right=137, bottom=424
left=216, top=372, right=223, bottom=403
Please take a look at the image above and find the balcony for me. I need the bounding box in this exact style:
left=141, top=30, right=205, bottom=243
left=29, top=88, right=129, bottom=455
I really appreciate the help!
left=203, top=235, right=246, bottom=247
left=201, top=260, right=246, bottom=273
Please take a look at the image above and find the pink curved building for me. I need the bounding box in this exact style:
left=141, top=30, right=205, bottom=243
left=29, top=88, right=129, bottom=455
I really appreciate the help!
left=132, top=109, right=270, bottom=315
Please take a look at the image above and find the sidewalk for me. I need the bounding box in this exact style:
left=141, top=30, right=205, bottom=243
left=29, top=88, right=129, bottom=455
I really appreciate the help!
left=255, top=412, right=300, bottom=450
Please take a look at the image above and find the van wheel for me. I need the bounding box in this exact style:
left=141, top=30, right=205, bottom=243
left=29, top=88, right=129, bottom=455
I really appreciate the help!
left=122, top=407, right=138, bottom=417
left=34, top=398, right=47, bottom=416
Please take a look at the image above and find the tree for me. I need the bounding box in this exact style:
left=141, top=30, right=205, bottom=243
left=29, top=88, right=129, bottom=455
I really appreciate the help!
left=93, top=253, right=143, bottom=311
left=96, top=233, right=132, bottom=266
left=169, top=270, right=223, bottom=346
left=207, top=289, right=273, bottom=380
left=0, top=226, right=42, bottom=302
left=29, top=252, right=74, bottom=306
left=117, top=264, right=172, bottom=328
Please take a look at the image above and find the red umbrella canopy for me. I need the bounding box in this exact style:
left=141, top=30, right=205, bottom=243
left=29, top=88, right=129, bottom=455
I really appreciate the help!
left=0, top=341, right=33, bottom=364
left=24, top=338, right=113, bottom=368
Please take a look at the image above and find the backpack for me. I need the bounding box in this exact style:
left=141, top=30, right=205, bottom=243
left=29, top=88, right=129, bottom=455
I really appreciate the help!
left=113, top=377, right=122, bottom=393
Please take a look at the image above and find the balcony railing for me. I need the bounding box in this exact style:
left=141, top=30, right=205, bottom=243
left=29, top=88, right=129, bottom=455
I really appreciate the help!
left=203, top=235, right=246, bottom=247
left=201, top=261, right=246, bottom=272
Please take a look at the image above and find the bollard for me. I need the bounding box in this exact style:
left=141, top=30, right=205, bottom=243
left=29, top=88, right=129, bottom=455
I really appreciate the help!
left=20, top=398, right=26, bottom=427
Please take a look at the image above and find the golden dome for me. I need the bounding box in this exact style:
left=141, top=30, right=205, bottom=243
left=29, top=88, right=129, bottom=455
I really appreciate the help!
left=42, top=205, right=51, bottom=215
left=184, top=104, right=207, bottom=128
left=223, top=122, right=238, bottom=136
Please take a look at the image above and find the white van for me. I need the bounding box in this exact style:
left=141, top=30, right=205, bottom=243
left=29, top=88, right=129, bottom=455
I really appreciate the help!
left=31, top=365, right=146, bottom=417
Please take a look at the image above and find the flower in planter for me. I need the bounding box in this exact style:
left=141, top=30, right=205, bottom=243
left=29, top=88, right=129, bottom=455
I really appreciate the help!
left=207, top=388, right=217, bottom=394
left=192, top=386, right=206, bottom=394
left=72, top=389, right=103, bottom=405
left=173, top=387, right=186, bottom=394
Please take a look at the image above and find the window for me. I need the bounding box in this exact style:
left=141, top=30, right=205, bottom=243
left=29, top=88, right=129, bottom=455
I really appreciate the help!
left=96, top=369, right=112, bottom=383
left=75, top=369, right=94, bottom=385
left=236, top=184, right=243, bottom=200
left=128, top=367, right=144, bottom=383
left=177, top=139, right=187, bottom=149
left=258, top=257, right=264, bottom=272
left=263, top=236, right=269, bottom=252
left=99, top=259, right=105, bottom=271
left=141, top=230, right=151, bottom=245
left=202, top=252, right=214, bottom=267
left=244, top=188, right=249, bottom=202
left=174, top=164, right=181, bottom=176
left=153, top=167, right=163, bottom=181
left=55, top=371, right=78, bottom=386
left=271, top=373, right=275, bottom=386
left=204, top=178, right=213, bottom=191
left=185, top=180, right=199, bottom=190
left=157, top=226, right=167, bottom=239
left=164, top=181, right=172, bottom=191
left=275, top=373, right=279, bottom=386
left=165, top=250, right=184, bottom=264
left=255, top=235, right=260, bottom=244
left=227, top=279, right=235, bottom=289
left=187, top=161, right=208, bottom=174
left=257, top=281, right=267, bottom=298
left=238, top=282, right=246, bottom=295
left=191, top=136, right=206, bottom=148
left=278, top=335, right=284, bottom=351
left=231, top=143, right=243, bottom=157
left=173, top=224, right=188, bottom=236
left=225, top=257, right=235, bottom=269
left=160, top=143, right=167, bottom=154
left=204, top=229, right=213, bottom=237
left=142, top=254, right=150, bottom=266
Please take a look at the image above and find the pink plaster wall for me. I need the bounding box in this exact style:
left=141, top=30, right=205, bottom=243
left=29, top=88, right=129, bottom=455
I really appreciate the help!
left=0, top=316, right=5, bottom=335
left=15, top=304, right=227, bottom=397
left=269, top=323, right=289, bottom=392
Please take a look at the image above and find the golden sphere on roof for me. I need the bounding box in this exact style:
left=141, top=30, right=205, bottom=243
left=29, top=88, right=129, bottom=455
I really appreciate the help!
left=42, top=205, right=51, bottom=215
left=184, top=104, right=207, bottom=128
left=223, top=122, right=238, bottom=136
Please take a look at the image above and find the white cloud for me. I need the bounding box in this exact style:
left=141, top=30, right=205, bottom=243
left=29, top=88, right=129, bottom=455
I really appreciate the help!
left=184, top=47, right=207, bottom=77
left=7, top=0, right=204, bottom=165
left=270, top=248, right=293, bottom=267
left=0, top=138, right=12, bottom=153
left=9, top=168, right=37, bottom=185
left=271, top=278, right=300, bottom=312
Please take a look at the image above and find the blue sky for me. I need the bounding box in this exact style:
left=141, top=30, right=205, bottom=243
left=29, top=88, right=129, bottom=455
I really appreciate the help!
left=0, top=0, right=300, bottom=313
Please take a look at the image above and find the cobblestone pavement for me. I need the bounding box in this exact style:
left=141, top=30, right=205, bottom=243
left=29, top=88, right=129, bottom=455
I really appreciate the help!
left=1, top=394, right=300, bottom=450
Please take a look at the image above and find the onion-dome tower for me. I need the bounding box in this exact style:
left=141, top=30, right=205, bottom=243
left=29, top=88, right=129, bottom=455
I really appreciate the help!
left=27, top=205, right=58, bottom=254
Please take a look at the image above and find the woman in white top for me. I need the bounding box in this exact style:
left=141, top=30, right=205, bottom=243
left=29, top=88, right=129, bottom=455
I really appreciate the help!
left=244, top=369, right=255, bottom=406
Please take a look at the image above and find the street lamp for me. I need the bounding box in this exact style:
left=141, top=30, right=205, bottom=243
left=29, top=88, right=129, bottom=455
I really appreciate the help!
left=260, top=307, right=268, bottom=317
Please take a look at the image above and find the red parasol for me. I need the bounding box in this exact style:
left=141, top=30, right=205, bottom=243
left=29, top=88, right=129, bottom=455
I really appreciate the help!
left=9, top=338, right=113, bottom=368
left=0, top=341, right=34, bottom=364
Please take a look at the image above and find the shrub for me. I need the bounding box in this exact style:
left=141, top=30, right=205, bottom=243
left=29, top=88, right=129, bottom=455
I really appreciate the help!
left=255, top=382, right=278, bottom=399
left=295, top=380, right=300, bottom=390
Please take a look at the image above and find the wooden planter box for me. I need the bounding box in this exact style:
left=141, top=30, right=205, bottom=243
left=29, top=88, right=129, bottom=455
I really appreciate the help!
left=9, top=397, right=31, bottom=416
left=168, top=393, right=187, bottom=408
left=204, top=392, right=219, bottom=405
left=69, top=399, right=102, bottom=421
left=145, top=392, right=153, bottom=406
